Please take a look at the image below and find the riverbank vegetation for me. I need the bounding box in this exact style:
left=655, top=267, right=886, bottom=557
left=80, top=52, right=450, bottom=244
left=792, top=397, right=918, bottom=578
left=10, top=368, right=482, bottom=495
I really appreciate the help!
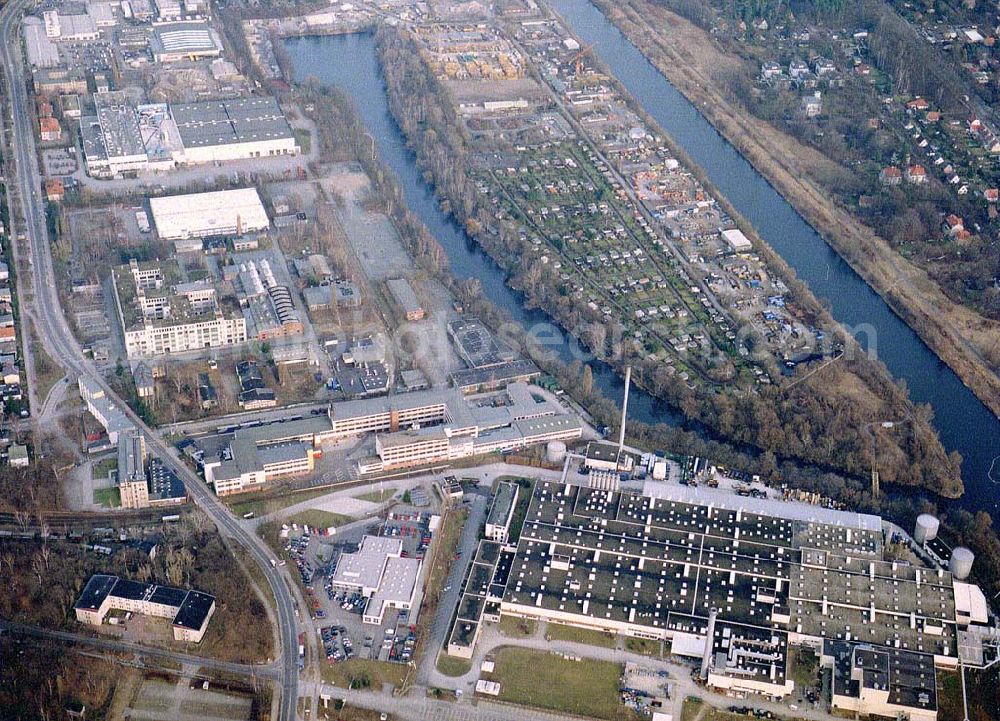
left=267, top=17, right=1000, bottom=645
left=601, top=0, right=1000, bottom=423
left=375, top=24, right=961, bottom=498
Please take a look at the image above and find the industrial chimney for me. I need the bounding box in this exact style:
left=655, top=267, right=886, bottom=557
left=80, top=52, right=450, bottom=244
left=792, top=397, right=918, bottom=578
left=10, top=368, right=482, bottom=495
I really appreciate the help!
left=616, top=366, right=631, bottom=470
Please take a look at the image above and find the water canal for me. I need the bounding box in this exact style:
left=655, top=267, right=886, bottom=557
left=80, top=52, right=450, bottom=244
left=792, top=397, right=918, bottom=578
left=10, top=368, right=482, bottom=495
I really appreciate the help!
left=286, top=9, right=998, bottom=515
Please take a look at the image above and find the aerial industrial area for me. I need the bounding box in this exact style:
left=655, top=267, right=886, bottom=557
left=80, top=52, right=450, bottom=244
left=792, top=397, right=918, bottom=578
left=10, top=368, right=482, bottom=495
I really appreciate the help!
left=0, top=0, right=999, bottom=720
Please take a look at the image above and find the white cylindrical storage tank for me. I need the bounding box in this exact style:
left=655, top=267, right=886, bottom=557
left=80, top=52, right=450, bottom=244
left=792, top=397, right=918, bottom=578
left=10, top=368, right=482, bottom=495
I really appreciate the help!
left=546, top=441, right=567, bottom=464
left=949, top=546, right=975, bottom=580
left=914, top=514, right=940, bottom=545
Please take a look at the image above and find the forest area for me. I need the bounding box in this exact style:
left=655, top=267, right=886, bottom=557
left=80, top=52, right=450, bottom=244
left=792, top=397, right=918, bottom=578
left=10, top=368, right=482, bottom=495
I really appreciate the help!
left=374, top=23, right=962, bottom=499
left=0, top=512, right=273, bottom=662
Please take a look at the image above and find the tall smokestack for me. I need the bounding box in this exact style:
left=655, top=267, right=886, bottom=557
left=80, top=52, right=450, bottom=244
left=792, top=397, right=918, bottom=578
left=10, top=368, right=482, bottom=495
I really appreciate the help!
left=617, top=366, right=631, bottom=468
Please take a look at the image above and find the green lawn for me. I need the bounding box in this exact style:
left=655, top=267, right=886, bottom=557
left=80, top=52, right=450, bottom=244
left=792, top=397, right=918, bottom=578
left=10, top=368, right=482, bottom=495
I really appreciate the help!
left=93, top=486, right=121, bottom=508
left=498, top=615, right=536, bottom=638
left=486, top=647, right=634, bottom=720
left=789, top=645, right=819, bottom=689
left=937, top=671, right=963, bottom=721
left=226, top=487, right=333, bottom=518
left=435, top=653, right=472, bottom=677
left=354, top=488, right=395, bottom=503
left=680, top=697, right=705, bottom=721
left=294, top=128, right=311, bottom=155
left=546, top=622, right=617, bottom=649
left=681, top=697, right=779, bottom=721
left=91, top=456, right=117, bottom=480
left=288, top=509, right=352, bottom=530
left=322, top=659, right=408, bottom=690
left=625, top=636, right=664, bottom=656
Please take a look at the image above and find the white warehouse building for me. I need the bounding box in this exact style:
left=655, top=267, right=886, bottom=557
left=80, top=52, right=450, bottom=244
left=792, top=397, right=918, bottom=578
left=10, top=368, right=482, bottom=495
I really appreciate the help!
left=149, top=188, right=269, bottom=240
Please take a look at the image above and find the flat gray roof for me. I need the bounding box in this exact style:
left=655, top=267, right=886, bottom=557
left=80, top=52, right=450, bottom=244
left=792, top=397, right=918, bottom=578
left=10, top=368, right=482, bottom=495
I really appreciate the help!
left=487, top=481, right=518, bottom=528
left=642, top=480, right=882, bottom=531
left=386, top=278, right=423, bottom=315
left=94, top=91, right=146, bottom=160
left=332, top=535, right=403, bottom=589
left=504, top=481, right=958, bottom=658
left=257, top=441, right=310, bottom=466
left=171, top=96, right=294, bottom=149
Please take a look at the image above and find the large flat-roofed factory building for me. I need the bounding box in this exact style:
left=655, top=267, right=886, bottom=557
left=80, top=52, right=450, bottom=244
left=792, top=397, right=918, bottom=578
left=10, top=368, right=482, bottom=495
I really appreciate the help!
left=170, top=97, right=300, bottom=164
left=442, top=480, right=998, bottom=721
left=82, top=91, right=150, bottom=178
left=149, top=188, right=269, bottom=241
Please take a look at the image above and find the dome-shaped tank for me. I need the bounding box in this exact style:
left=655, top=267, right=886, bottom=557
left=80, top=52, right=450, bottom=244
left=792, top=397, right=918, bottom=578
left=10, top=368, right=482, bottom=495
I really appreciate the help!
left=546, top=440, right=567, bottom=464
left=949, top=546, right=975, bottom=580
left=914, top=514, right=940, bottom=545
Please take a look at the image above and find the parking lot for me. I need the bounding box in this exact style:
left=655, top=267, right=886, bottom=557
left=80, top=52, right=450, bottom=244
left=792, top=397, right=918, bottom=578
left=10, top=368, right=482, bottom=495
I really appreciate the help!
left=280, top=506, right=435, bottom=667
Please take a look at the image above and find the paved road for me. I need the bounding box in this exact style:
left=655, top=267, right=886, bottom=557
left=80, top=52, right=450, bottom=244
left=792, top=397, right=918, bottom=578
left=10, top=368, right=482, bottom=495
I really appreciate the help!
left=417, top=492, right=488, bottom=688
left=0, top=3, right=300, bottom=719
left=0, top=619, right=281, bottom=680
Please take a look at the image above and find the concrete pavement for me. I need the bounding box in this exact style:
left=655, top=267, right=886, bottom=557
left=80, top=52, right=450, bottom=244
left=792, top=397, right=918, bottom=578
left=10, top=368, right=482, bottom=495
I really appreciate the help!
left=417, top=492, right=488, bottom=688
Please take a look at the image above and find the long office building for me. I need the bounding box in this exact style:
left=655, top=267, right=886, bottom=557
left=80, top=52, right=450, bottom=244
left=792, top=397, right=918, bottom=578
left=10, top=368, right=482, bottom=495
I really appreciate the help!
left=202, top=417, right=328, bottom=495
left=112, top=259, right=247, bottom=358
left=444, top=480, right=998, bottom=721
left=199, top=383, right=583, bottom=495
left=342, top=382, right=582, bottom=473
left=118, top=428, right=150, bottom=509
left=79, top=376, right=135, bottom=445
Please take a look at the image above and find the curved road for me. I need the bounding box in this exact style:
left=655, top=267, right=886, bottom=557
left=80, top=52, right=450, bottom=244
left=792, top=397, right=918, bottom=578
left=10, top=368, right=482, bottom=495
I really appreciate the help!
left=0, top=2, right=299, bottom=719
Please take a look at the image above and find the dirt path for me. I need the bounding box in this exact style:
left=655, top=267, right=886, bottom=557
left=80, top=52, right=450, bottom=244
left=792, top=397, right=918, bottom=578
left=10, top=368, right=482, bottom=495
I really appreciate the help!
left=589, top=0, right=1000, bottom=422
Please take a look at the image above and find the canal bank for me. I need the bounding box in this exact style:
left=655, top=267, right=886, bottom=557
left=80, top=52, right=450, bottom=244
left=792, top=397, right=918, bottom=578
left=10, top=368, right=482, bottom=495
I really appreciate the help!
left=544, top=0, right=1000, bottom=516
left=285, top=26, right=996, bottom=516
left=286, top=33, right=685, bottom=429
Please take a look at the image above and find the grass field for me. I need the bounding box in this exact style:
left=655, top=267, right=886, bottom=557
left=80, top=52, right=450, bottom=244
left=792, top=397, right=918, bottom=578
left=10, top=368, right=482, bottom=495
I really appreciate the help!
left=789, top=646, right=819, bottom=689
left=321, top=659, right=409, bottom=690
left=435, top=653, right=472, bottom=677
left=226, top=487, right=334, bottom=518
left=625, top=636, right=664, bottom=656
left=354, top=488, right=395, bottom=503
left=288, top=509, right=352, bottom=530
left=937, top=671, right=963, bottom=721
left=29, top=322, right=64, bottom=405
left=294, top=128, right=312, bottom=155
left=91, top=456, right=117, bottom=480
left=93, top=486, right=121, bottom=508
left=681, top=697, right=760, bottom=721
left=546, top=623, right=617, bottom=649
left=498, top=615, right=536, bottom=638
left=486, top=647, right=633, bottom=720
